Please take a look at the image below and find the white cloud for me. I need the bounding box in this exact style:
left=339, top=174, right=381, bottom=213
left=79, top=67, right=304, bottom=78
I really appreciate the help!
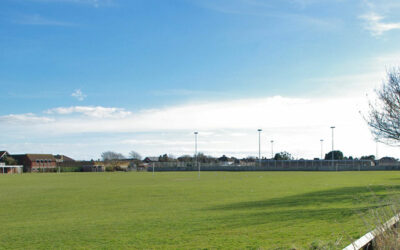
left=26, top=0, right=115, bottom=8
left=0, top=113, right=54, bottom=124
left=45, top=106, right=132, bottom=118
left=359, top=0, right=400, bottom=36
left=360, top=12, right=400, bottom=36
left=189, top=0, right=339, bottom=29
left=0, top=96, right=374, bottom=156
left=2, top=52, right=400, bottom=159
left=150, top=89, right=221, bottom=97
left=14, top=14, right=74, bottom=26
left=1, top=94, right=399, bottom=160
left=307, top=52, right=400, bottom=97
left=71, top=89, right=87, bottom=101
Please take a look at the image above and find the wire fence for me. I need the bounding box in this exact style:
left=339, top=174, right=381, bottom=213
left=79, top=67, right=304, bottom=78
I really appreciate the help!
left=149, top=160, right=400, bottom=172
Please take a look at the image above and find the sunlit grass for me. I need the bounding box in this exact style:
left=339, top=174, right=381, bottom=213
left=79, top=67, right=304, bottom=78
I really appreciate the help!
left=0, top=171, right=399, bottom=249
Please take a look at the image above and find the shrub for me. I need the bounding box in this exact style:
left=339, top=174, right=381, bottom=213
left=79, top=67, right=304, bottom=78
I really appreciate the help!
left=105, top=166, right=114, bottom=172
left=60, top=167, right=83, bottom=172
left=114, top=166, right=127, bottom=172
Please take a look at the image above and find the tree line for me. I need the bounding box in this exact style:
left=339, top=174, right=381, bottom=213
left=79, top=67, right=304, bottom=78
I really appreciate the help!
left=99, top=150, right=381, bottom=162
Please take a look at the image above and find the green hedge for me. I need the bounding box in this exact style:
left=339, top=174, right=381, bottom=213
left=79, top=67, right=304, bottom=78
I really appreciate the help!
left=60, top=167, right=83, bottom=172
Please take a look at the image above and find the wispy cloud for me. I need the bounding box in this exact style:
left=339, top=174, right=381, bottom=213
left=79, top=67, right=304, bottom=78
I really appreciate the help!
left=14, top=14, right=74, bottom=26
left=150, top=89, right=222, bottom=97
left=306, top=52, right=400, bottom=98
left=26, top=0, right=115, bottom=8
left=192, top=0, right=271, bottom=15
left=189, top=0, right=339, bottom=30
left=0, top=96, right=380, bottom=159
left=0, top=113, right=54, bottom=124
left=360, top=12, right=400, bottom=36
left=71, top=89, right=87, bottom=101
left=45, top=106, right=132, bottom=118
left=3, top=51, right=398, bottom=159
left=359, top=0, right=400, bottom=36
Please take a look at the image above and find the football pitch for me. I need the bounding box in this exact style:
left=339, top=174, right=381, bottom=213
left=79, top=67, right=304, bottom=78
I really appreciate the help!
left=1, top=171, right=400, bottom=249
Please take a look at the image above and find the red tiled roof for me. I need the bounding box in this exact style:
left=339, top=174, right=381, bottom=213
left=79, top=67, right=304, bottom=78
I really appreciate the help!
left=0, top=151, right=9, bottom=159
left=12, top=154, right=56, bottom=162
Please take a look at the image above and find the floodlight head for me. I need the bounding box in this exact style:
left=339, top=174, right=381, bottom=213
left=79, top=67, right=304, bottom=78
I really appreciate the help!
left=194, top=132, right=198, bottom=134
left=257, top=129, right=262, bottom=132
left=330, top=126, right=335, bottom=129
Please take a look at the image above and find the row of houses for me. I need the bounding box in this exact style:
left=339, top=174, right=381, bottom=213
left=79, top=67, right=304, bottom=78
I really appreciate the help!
left=1, top=150, right=399, bottom=173
left=0, top=151, right=143, bottom=173
left=0, top=151, right=58, bottom=173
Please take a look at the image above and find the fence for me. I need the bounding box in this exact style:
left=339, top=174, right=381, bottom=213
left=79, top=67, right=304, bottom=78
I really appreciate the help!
left=147, top=160, right=400, bottom=172
left=0, top=163, right=23, bottom=174
left=344, top=213, right=400, bottom=250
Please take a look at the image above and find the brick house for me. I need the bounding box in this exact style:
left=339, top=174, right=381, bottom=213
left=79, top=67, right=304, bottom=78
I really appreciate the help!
left=0, top=151, right=22, bottom=174
left=0, top=151, right=9, bottom=161
left=143, top=157, right=159, bottom=163
left=12, top=154, right=57, bottom=172
left=54, top=154, right=75, bottom=163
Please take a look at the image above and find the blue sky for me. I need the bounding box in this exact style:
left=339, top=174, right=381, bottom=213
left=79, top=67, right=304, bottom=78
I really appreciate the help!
left=1, top=0, right=400, bottom=159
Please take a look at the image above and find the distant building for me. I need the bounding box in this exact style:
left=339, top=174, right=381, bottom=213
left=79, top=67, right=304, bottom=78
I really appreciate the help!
left=82, top=165, right=104, bottom=172
left=0, top=151, right=23, bottom=174
left=0, top=162, right=23, bottom=174
left=218, top=155, right=234, bottom=166
left=0, top=151, right=10, bottom=162
left=54, top=155, right=75, bottom=163
left=378, top=157, right=399, bottom=166
left=143, top=157, right=159, bottom=163
left=12, top=154, right=57, bottom=172
left=0, top=151, right=9, bottom=161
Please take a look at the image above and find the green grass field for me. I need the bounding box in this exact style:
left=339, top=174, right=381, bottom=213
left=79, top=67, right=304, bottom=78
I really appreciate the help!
left=1, top=171, right=400, bottom=249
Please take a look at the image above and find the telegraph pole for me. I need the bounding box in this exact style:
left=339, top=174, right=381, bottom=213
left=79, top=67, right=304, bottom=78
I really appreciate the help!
left=270, top=140, right=274, bottom=159
left=194, top=132, right=198, bottom=176
left=320, top=139, right=324, bottom=160
left=331, top=126, right=335, bottom=169
left=257, top=129, right=262, bottom=166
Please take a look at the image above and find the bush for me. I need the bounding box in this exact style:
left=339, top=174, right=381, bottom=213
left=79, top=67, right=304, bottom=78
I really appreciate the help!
left=105, top=166, right=114, bottom=172
left=37, top=168, right=57, bottom=173
left=114, top=166, right=127, bottom=172
left=308, top=240, right=340, bottom=249
left=60, top=167, right=83, bottom=172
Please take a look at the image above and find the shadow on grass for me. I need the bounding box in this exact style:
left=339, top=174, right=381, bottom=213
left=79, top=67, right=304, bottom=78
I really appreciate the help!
left=200, top=185, right=400, bottom=232
left=209, top=206, right=381, bottom=229
left=206, top=185, right=400, bottom=211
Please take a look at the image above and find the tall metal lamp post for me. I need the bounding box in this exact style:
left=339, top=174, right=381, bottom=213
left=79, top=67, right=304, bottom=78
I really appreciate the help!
left=194, top=131, right=198, bottom=172
left=257, top=129, right=262, bottom=166
left=320, top=139, right=324, bottom=160
left=270, top=140, right=274, bottom=159
left=330, top=126, right=335, bottom=168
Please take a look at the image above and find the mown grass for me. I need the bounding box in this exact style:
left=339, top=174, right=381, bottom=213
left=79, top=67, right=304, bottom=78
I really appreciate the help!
left=0, top=171, right=399, bottom=249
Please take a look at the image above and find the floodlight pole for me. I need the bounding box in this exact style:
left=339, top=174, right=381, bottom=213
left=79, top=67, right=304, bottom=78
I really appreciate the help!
left=331, top=126, right=335, bottom=169
left=194, top=132, right=199, bottom=177
left=270, top=140, right=274, bottom=159
left=320, top=139, right=324, bottom=160
left=375, top=139, right=379, bottom=160
left=257, top=129, right=262, bottom=166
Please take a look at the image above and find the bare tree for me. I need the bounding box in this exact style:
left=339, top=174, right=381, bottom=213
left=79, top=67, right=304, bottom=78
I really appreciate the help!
left=129, top=151, right=142, bottom=160
left=101, top=151, right=125, bottom=161
left=367, top=68, right=400, bottom=145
